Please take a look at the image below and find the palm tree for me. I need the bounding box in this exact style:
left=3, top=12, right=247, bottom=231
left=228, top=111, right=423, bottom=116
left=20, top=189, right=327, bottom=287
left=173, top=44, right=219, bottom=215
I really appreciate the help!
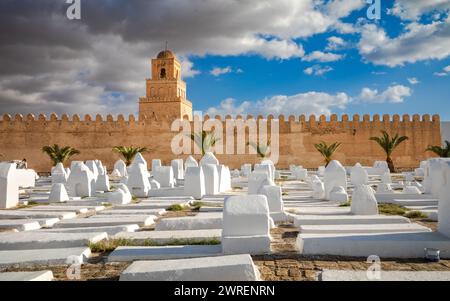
left=189, top=131, right=220, bottom=155
left=426, top=140, right=450, bottom=158
left=247, top=139, right=271, bottom=159
left=369, top=131, right=409, bottom=172
left=314, top=141, right=341, bottom=167
left=42, top=144, right=80, bottom=166
left=112, top=146, right=148, bottom=166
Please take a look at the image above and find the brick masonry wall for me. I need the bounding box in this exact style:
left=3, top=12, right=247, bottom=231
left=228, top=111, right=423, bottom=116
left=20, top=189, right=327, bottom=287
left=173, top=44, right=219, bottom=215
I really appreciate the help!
left=0, top=113, right=441, bottom=173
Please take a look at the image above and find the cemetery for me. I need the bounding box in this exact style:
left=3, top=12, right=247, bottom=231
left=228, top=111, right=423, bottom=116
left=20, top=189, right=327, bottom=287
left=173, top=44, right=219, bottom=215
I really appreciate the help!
left=1, top=146, right=450, bottom=281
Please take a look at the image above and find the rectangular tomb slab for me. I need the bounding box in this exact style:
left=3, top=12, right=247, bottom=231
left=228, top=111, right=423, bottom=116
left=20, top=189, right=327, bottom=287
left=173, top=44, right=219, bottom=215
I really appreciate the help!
left=41, top=224, right=139, bottom=235
left=113, top=229, right=222, bottom=244
left=293, top=214, right=410, bottom=226
left=297, top=232, right=450, bottom=258
left=119, top=254, right=260, bottom=281
left=299, top=223, right=431, bottom=234
left=320, top=270, right=450, bottom=281
left=54, top=215, right=156, bottom=228
left=0, top=247, right=91, bottom=268
left=115, top=201, right=190, bottom=210
left=108, top=245, right=223, bottom=262
left=0, top=271, right=54, bottom=281
left=155, top=216, right=222, bottom=231
left=0, top=231, right=108, bottom=250
left=97, top=209, right=166, bottom=216
left=0, top=219, right=41, bottom=232
left=0, top=210, right=76, bottom=220
left=289, top=206, right=351, bottom=216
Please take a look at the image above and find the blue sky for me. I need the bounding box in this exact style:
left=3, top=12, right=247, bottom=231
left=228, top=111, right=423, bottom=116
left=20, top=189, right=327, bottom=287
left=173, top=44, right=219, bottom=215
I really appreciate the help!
left=0, top=0, right=449, bottom=119
left=185, top=3, right=450, bottom=119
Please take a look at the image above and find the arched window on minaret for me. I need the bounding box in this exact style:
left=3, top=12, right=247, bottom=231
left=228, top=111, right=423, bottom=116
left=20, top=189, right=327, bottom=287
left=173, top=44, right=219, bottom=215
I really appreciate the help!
left=160, top=68, right=166, bottom=79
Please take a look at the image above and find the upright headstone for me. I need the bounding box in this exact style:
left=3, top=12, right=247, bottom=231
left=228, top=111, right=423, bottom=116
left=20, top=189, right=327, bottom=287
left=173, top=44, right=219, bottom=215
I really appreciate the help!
left=324, top=160, right=347, bottom=200
left=184, top=166, right=205, bottom=199
left=350, top=164, right=369, bottom=186
left=241, top=164, right=252, bottom=177
left=132, top=153, right=148, bottom=171
left=381, top=171, right=392, bottom=184
left=48, top=183, right=70, bottom=203
left=438, top=161, right=450, bottom=238
left=200, top=152, right=219, bottom=166
left=153, top=166, right=175, bottom=188
left=351, top=185, right=378, bottom=215
left=126, top=163, right=151, bottom=197
left=113, top=160, right=128, bottom=177
left=152, top=159, right=162, bottom=171
left=0, top=163, right=18, bottom=209
left=222, top=195, right=271, bottom=255
left=312, top=179, right=325, bottom=199
left=66, top=162, right=95, bottom=197
left=248, top=172, right=273, bottom=195
left=185, top=156, right=198, bottom=170
left=203, top=164, right=219, bottom=195
left=85, top=160, right=99, bottom=182
left=329, top=186, right=348, bottom=202
left=171, top=159, right=184, bottom=180
left=51, top=163, right=68, bottom=184
left=218, top=165, right=232, bottom=192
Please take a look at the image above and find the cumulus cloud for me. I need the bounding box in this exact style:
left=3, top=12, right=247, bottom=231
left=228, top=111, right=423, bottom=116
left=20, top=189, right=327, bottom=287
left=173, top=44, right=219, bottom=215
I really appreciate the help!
left=210, top=66, right=233, bottom=77
left=434, top=65, right=450, bottom=76
left=326, top=36, right=347, bottom=51
left=407, top=77, right=420, bottom=85
left=388, top=0, right=450, bottom=21
left=206, top=92, right=351, bottom=117
left=357, top=85, right=412, bottom=103
left=358, top=19, right=450, bottom=67
left=304, top=65, right=333, bottom=76
left=302, top=51, right=344, bottom=62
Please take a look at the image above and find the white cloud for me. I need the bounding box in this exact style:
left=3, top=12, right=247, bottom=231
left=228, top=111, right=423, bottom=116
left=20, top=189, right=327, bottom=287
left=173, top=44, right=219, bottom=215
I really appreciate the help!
left=407, top=77, right=420, bottom=85
left=207, top=91, right=351, bottom=117
left=358, top=19, right=450, bottom=67
left=434, top=65, right=450, bottom=76
left=210, top=66, right=233, bottom=77
left=304, top=65, right=333, bottom=76
left=388, top=0, right=450, bottom=21
left=358, top=85, right=412, bottom=103
left=326, top=36, right=347, bottom=51
left=210, top=66, right=244, bottom=77
left=180, top=58, right=201, bottom=78
left=302, top=51, right=344, bottom=62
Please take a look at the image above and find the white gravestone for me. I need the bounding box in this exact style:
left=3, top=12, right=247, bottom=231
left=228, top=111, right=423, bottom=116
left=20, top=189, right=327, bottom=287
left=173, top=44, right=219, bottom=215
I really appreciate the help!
left=438, top=161, right=450, bottom=238
left=152, top=159, right=162, bottom=171
left=85, top=160, right=99, bottom=182
left=185, top=156, right=198, bottom=170
left=218, top=165, right=232, bottom=192
left=351, top=185, right=378, bottom=215
left=51, top=163, right=68, bottom=184
left=113, top=160, right=128, bottom=177
left=222, top=195, right=271, bottom=255
left=108, top=183, right=132, bottom=205
left=153, top=166, right=175, bottom=188
left=0, top=163, right=19, bottom=209
left=184, top=166, right=205, bottom=200
left=200, top=152, right=219, bottom=166
left=171, top=159, right=184, bottom=180
left=329, top=186, right=348, bottom=202
left=48, top=183, right=70, bottom=203
left=66, top=162, right=95, bottom=197
left=324, top=160, right=347, bottom=200
left=241, top=164, right=252, bottom=177
left=350, top=164, right=369, bottom=186
left=126, top=163, right=151, bottom=197
left=203, top=164, right=219, bottom=195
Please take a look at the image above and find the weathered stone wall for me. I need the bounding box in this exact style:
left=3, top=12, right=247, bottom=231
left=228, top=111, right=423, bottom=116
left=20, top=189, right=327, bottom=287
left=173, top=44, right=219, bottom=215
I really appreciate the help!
left=0, top=113, right=441, bottom=173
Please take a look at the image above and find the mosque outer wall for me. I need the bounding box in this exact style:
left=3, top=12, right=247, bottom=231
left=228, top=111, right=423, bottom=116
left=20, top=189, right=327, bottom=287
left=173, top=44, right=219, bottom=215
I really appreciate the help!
left=0, top=112, right=441, bottom=173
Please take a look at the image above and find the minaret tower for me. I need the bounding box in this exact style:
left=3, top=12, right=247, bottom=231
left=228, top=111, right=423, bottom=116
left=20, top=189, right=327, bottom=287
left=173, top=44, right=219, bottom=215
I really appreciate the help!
left=139, top=48, right=193, bottom=120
